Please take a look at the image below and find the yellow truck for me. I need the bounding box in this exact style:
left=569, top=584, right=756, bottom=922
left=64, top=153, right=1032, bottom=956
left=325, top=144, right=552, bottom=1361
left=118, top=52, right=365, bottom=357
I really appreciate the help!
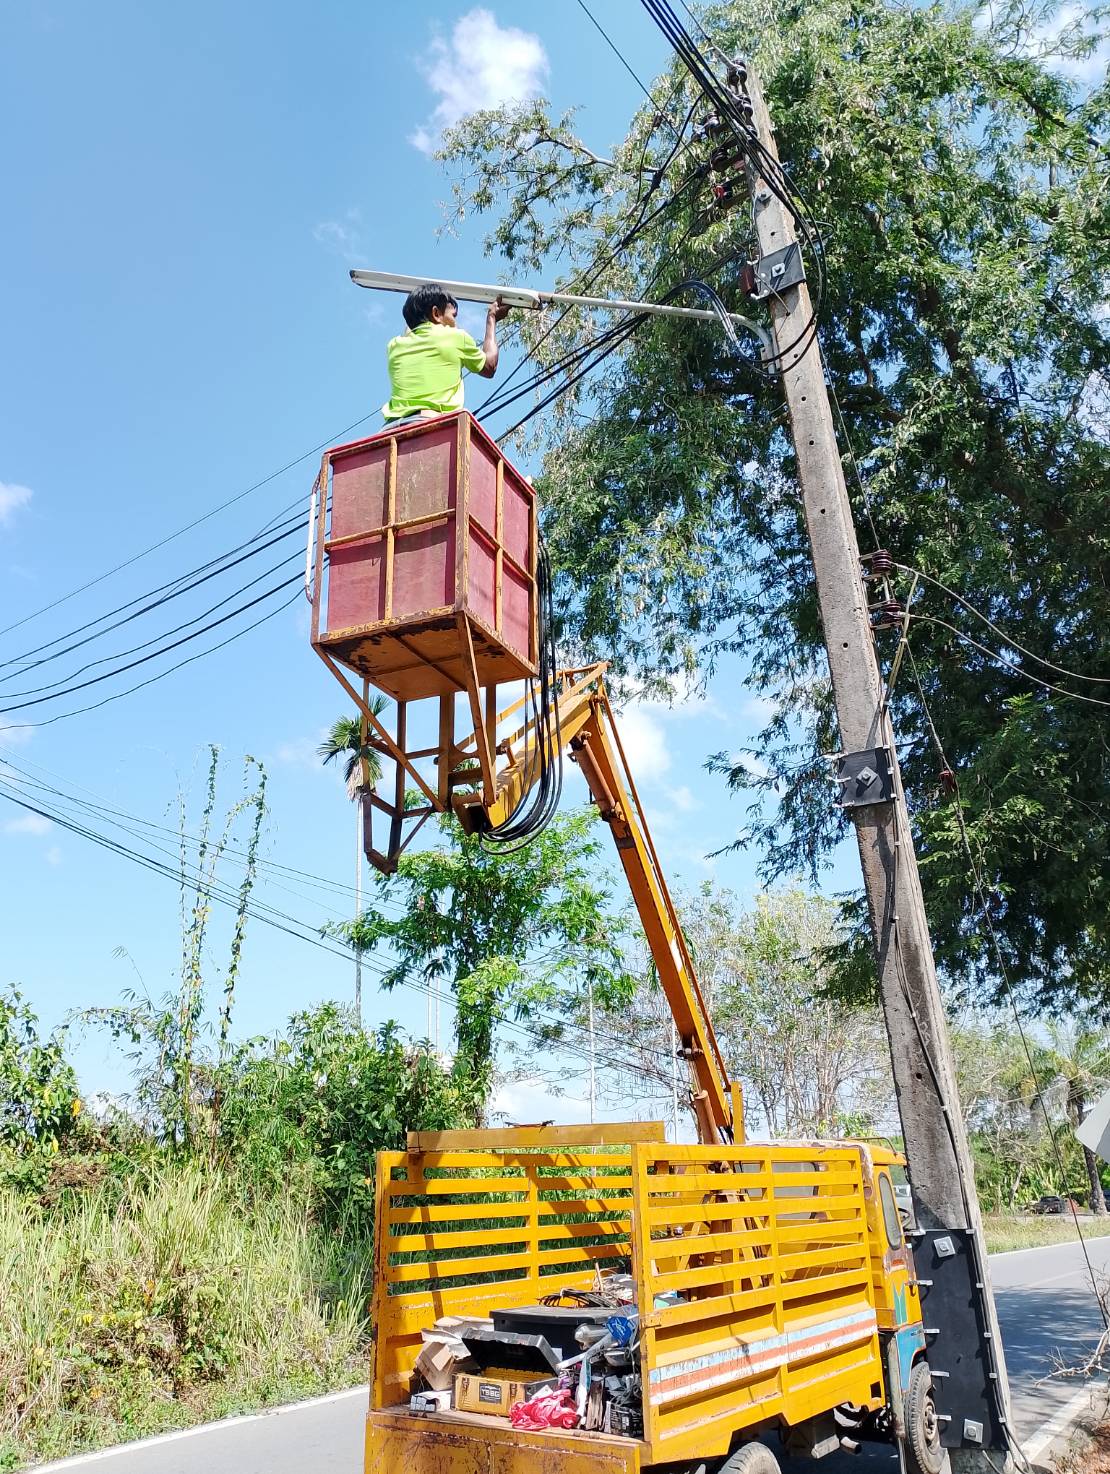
left=361, top=668, right=940, bottom=1474
left=305, top=415, right=943, bottom=1474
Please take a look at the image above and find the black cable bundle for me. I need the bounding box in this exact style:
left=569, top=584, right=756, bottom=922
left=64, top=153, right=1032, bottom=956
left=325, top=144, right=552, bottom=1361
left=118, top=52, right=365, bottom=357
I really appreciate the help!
left=638, top=0, right=828, bottom=366
left=481, top=538, right=565, bottom=851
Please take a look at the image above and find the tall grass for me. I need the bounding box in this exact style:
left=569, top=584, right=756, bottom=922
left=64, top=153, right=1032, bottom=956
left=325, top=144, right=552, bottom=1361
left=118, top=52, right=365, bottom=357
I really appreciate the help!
left=0, top=1161, right=371, bottom=1469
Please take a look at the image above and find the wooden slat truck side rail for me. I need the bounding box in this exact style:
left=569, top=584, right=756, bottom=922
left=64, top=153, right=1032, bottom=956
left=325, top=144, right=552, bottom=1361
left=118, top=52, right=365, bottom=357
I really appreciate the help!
left=370, top=1141, right=641, bottom=1410
left=630, top=1141, right=884, bottom=1466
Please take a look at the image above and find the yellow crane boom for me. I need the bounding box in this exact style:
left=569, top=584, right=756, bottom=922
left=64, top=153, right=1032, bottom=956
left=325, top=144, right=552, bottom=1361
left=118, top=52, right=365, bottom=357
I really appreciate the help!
left=451, top=663, right=737, bottom=1146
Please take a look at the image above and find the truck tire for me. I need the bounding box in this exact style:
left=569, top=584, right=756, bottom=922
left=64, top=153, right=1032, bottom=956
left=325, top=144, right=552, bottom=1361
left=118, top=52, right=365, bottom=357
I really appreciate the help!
left=904, top=1362, right=946, bottom=1474
left=720, top=1442, right=782, bottom=1474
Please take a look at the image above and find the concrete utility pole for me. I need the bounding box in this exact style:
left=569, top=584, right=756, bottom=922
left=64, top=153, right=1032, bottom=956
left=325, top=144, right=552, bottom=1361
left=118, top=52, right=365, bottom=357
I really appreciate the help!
left=737, top=63, right=1012, bottom=1469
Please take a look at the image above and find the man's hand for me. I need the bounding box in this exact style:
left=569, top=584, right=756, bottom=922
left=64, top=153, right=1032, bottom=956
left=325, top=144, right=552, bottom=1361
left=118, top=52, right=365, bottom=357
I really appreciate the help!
left=479, top=297, right=510, bottom=376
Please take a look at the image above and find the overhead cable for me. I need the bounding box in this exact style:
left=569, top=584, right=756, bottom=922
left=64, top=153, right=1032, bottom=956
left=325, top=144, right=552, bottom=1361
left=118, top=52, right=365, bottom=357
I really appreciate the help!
left=573, top=0, right=683, bottom=138
left=0, top=506, right=307, bottom=677
left=0, top=412, right=377, bottom=645
left=0, top=586, right=301, bottom=734
left=897, top=563, right=1110, bottom=685
left=0, top=547, right=303, bottom=701
left=908, top=614, right=1110, bottom=710
left=0, top=782, right=666, bottom=1084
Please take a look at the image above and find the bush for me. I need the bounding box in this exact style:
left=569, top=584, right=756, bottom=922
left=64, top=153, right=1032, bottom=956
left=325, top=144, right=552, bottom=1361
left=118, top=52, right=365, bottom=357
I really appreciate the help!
left=218, top=1003, right=467, bottom=1229
left=0, top=1160, right=368, bottom=1468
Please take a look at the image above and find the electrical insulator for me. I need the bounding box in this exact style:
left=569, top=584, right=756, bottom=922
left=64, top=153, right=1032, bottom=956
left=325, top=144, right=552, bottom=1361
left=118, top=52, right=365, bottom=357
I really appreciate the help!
left=699, top=113, right=731, bottom=142
left=870, top=599, right=905, bottom=631
left=712, top=177, right=745, bottom=212
left=709, top=143, right=746, bottom=175
left=862, top=548, right=894, bottom=580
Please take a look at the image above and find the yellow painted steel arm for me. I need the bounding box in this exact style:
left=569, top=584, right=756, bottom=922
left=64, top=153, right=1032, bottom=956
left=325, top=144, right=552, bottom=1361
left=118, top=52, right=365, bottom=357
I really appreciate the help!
left=452, top=665, right=736, bottom=1145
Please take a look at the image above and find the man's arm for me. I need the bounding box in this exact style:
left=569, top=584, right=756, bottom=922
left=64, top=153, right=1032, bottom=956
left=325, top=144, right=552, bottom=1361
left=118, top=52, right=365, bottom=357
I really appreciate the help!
left=477, top=298, right=510, bottom=378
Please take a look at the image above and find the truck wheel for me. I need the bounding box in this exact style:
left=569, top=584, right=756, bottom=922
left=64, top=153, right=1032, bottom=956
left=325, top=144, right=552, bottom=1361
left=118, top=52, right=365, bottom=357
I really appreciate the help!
left=720, top=1442, right=781, bottom=1474
left=904, top=1362, right=946, bottom=1474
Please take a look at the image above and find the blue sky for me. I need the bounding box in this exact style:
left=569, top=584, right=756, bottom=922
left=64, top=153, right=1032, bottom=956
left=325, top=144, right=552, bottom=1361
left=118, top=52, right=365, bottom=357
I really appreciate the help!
left=0, top=1, right=861, bottom=1112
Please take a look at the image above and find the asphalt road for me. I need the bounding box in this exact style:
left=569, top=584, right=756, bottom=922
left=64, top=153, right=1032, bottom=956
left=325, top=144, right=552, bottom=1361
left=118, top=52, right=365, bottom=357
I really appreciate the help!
left=33, top=1236, right=1110, bottom=1474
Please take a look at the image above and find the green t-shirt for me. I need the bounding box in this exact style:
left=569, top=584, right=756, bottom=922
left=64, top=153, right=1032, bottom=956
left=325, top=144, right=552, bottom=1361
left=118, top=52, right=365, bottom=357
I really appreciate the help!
left=383, top=322, right=486, bottom=420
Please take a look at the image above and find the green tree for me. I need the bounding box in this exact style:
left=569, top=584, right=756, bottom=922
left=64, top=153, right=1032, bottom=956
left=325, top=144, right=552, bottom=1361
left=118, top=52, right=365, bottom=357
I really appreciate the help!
left=319, top=704, right=386, bottom=1023
left=218, top=1003, right=465, bottom=1228
left=317, top=709, right=386, bottom=797
left=436, top=0, right=1109, bottom=1010
left=1046, top=1023, right=1110, bottom=1214
left=0, top=987, right=80, bottom=1155
left=332, top=808, right=633, bottom=1116
left=587, top=884, right=891, bottom=1135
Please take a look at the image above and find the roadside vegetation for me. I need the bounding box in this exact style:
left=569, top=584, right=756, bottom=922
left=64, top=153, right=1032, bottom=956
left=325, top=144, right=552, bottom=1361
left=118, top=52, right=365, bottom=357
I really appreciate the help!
left=981, top=1215, right=1110, bottom=1256
left=3, top=755, right=1109, bottom=1467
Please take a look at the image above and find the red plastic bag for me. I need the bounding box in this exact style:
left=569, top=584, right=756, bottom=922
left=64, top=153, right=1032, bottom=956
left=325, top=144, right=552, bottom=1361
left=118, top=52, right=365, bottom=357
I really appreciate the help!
left=509, top=1385, right=580, bottom=1431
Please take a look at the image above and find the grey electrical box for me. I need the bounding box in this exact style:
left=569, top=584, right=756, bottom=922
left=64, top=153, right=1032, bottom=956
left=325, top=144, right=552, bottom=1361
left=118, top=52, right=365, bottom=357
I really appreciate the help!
left=835, top=747, right=894, bottom=808
left=752, top=242, right=806, bottom=299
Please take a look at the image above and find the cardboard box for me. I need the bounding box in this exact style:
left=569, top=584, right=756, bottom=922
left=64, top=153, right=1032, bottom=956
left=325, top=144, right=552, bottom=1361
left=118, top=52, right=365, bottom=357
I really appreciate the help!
left=414, top=1337, right=475, bottom=1392
left=454, top=1371, right=546, bottom=1418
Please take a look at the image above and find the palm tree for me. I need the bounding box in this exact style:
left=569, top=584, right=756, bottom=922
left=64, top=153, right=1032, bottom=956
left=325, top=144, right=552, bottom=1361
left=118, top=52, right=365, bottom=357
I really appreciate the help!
left=319, top=698, right=386, bottom=1022
left=1048, top=1024, right=1110, bottom=1215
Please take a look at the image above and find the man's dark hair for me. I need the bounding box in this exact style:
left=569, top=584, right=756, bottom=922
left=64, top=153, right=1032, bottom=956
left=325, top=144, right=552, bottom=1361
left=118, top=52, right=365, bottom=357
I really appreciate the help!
left=402, top=282, right=459, bottom=330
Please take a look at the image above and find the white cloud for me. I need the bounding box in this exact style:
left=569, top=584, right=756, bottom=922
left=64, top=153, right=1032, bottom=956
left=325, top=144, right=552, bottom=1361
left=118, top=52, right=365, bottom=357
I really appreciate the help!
left=666, top=784, right=698, bottom=813
left=410, top=9, right=549, bottom=155
left=976, top=1, right=1109, bottom=83
left=312, top=213, right=364, bottom=263
left=740, top=693, right=777, bottom=724
left=492, top=1076, right=588, bottom=1125
left=0, top=726, right=33, bottom=747
left=45, top=845, right=62, bottom=865
left=732, top=751, right=771, bottom=781
left=616, top=705, right=671, bottom=784
left=0, top=482, right=32, bottom=526
left=3, top=812, right=51, bottom=836
left=272, top=732, right=329, bottom=771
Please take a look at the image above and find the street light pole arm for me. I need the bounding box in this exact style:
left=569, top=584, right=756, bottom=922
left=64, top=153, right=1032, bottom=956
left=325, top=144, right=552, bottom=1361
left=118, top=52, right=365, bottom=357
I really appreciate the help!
left=350, top=269, right=773, bottom=362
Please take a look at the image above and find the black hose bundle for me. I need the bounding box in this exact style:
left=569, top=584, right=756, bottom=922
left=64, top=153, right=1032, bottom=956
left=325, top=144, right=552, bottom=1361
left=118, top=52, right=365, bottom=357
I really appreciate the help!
left=481, top=538, right=564, bottom=851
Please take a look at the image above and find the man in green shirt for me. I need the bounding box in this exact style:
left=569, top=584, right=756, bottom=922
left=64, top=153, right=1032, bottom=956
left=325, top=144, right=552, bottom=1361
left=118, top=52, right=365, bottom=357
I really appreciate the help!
left=383, top=282, right=510, bottom=422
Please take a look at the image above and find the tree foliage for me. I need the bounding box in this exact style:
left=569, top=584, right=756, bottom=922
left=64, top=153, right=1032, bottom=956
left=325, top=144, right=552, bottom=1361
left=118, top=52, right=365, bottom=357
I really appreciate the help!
left=437, top=0, right=1109, bottom=1010
left=584, top=883, right=892, bottom=1136
left=951, top=1011, right=1110, bottom=1210
left=334, top=809, right=634, bottom=1112
left=218, top=1004, right=466, bottom=1228
left=0, top=988, right=80, bottom=1155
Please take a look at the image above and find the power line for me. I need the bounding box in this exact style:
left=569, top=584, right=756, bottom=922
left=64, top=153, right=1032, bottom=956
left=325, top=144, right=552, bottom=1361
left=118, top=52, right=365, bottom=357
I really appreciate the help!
left=0, top=509, right=306, bottom=680
left=897, top=562, right=1110, bottom=685
left=0, top=771, right=662, bottom=1084
left=0, top=412, right=377, bottom=645
left=0, top=573, right=303, bottom=715
left=637, top=0, right=827, bottom=365
left=574, top=0, right=682, bottom=137
left=908, top=614, right=1110, bottom=710
left=0, top=586, right=301, bottom=735
left=0, top=547, right=303, bottom=702
left=476, top=138, right=706, bottom=425
left=0, top=757, right=407, bottom=920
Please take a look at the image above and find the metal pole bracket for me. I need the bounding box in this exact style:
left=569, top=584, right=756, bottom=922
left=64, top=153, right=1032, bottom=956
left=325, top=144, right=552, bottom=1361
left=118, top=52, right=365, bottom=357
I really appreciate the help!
left=834, top=746, right=895, bottom=807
